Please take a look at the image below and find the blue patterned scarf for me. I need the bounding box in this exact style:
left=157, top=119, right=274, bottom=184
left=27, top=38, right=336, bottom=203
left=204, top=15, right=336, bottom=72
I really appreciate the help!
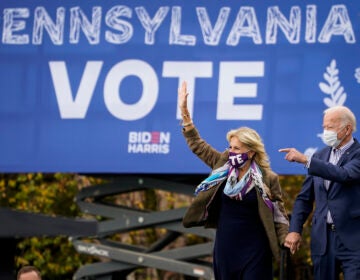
left=195, top=161, right=273, bottom=210
left=194, top=161, right=289, bottom=225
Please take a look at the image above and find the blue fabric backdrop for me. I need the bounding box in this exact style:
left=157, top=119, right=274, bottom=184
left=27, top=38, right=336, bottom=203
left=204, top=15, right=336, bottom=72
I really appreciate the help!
left=0, top=0, right=359, bottom=174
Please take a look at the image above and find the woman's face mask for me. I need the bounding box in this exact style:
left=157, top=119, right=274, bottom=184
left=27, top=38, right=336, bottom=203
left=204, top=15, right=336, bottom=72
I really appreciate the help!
left=228, top=152, right=249, bottom=168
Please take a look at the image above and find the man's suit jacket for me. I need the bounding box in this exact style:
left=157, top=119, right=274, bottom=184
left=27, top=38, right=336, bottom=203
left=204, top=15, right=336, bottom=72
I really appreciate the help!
left=289, top=138, right=360, bottom=255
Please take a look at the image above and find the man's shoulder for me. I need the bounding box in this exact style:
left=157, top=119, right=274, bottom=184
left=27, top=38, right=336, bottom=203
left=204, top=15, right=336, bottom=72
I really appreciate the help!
left=352, top=138, right=360, bottom=149
left=314, top=138, right=360, bottom=159
left=346, top=138, right=360, bottom=155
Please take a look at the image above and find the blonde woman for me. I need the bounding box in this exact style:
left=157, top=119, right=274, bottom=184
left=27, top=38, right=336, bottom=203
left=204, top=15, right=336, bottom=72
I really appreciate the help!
left=179, top=81, right=289, bottom=279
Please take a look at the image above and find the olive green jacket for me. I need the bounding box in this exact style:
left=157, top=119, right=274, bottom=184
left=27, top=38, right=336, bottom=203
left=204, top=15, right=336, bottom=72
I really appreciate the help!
left=182, top=126, right=289, bottom=262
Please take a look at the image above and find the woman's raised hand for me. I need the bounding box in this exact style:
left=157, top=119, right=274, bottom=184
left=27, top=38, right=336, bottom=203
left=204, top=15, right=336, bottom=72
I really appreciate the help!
left=178, top=81, right=189, bottom=111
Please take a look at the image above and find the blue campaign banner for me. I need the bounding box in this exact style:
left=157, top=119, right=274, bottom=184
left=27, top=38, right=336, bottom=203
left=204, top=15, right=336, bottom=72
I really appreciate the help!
left=0, top=0, right=359, bottom=174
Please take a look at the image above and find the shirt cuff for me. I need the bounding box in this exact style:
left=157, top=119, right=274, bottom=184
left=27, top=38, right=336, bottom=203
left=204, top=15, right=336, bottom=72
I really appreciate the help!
left=304, top=155, right=312, bottom=168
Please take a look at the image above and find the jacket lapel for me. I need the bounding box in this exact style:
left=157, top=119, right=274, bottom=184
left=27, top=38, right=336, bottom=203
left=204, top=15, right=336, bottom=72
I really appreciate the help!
left=327, top=139, right=360, bottom=191
left=336, top=139, right=359, bottom=166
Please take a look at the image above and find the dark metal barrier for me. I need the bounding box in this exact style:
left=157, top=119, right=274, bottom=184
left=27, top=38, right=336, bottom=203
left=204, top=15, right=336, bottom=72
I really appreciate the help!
left=72, top=175, right=294, bottom=280
left=0, top=207, right=97, bottom=279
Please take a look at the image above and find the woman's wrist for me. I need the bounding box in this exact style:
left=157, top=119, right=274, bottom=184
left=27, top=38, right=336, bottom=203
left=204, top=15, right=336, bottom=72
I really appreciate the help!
left=179, top=109, right=193, bottom=129
left=181, top=121, right=193, bottom=130
left=181, top=111, right=191, bottom=120
left=181, top=111, right=190, bottom=117
left=182, top=121, right=193, bottom=127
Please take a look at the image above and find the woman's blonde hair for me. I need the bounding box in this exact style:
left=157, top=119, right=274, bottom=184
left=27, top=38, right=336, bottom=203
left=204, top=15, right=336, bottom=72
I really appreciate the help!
left=226, top=127, right=271, bottom=175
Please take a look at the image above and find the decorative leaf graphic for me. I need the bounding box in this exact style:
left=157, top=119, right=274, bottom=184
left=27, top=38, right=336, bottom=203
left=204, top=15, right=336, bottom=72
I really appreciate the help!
left=324, top=97, right=335, bottom=108
left=318, top=59, right=347, bottom=108
left=319, top=82, right=331, bottom=94
left=332, top=81, right=340, bottom=90
left=306, top=60, right=349, bottom=156
left=355, top=68, right=360, bottom=83
left=315, top=58, right=348, bottom=150
left=337, top=94, right=346, bottom=105
left=334, top=86, right=344, bottom=102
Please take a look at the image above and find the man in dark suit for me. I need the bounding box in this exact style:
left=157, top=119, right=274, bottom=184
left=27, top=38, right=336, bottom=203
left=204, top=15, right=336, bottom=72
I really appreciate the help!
left=279, top=105, right=360, bottom=280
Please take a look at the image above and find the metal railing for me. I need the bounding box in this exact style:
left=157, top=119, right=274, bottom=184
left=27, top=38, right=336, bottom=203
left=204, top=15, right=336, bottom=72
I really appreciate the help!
left=72, top=175, right=298, bottom=280
left=72, top=175, right=215, bottom=280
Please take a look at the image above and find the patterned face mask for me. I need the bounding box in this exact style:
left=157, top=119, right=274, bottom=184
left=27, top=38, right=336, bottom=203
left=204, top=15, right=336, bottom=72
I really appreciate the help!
left=228, top=151, right=249, bottom=169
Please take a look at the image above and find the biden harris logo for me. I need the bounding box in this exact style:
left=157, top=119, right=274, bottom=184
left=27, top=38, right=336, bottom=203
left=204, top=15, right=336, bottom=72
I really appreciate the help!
left=128, top=131, right=170, bottom=154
